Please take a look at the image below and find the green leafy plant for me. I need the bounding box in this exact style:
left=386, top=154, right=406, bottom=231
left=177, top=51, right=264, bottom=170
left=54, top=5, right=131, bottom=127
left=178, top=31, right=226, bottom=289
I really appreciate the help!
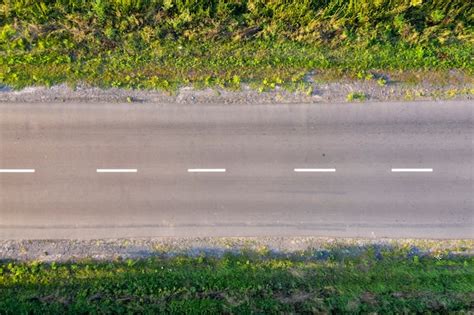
left=347, top=91, right=367, bottom=101
left=377, top=78, right=387, bottom=86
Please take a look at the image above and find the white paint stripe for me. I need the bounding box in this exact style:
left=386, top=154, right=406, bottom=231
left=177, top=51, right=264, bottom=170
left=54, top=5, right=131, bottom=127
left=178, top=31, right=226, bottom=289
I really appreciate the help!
left=188, top=169, right=226, bottom=173
left=97, top=169, right=137, bottom=173
left=391, top=168, right=433, bottom=172
left=294, top=168, right=336, bottom=172
left=0, top=169, right=35, bottom=173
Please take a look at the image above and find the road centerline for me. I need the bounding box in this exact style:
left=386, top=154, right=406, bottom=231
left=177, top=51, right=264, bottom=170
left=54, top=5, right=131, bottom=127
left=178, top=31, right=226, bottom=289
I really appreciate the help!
left=188, top=168, right=226, bottom=173
left=294, top=168, right=336, bottom=172
left=0, top=169, right=35, bottom=173
left=96, top=169, right=138, bottom=173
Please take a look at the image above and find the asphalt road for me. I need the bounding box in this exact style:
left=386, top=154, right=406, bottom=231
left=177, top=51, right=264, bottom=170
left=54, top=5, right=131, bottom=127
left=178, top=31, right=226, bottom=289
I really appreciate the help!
left=0, top=101, right=472, bottom=239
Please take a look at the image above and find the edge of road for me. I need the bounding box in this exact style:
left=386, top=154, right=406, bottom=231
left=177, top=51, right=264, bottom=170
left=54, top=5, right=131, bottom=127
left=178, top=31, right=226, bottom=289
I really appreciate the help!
left=1, top=223, right=473, bottom=241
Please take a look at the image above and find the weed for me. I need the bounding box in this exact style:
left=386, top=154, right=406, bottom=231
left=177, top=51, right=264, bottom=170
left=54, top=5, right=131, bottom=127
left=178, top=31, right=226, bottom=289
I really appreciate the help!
left=377, top=78, right=387, bottom=86
left=347, top=91, right=367, bottom=101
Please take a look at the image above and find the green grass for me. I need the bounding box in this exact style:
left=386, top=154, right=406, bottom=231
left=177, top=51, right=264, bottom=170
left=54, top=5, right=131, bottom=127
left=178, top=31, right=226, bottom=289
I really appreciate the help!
left=1, top=0, right=473, bottom=91
left=0, top=247, right=473, bottom=313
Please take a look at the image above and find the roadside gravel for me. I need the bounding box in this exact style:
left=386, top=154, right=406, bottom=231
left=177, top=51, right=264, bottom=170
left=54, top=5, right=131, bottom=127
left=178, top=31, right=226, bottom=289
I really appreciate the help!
left=1, top=80, right=472, bottom=104
left=1, top=237, right=472, bottom=262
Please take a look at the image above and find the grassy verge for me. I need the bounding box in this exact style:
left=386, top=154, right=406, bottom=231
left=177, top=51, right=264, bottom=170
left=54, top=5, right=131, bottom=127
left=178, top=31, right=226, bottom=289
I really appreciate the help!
left=1, top=0, right=472, bottom=91
left=1, top=247, right=473, bottom=313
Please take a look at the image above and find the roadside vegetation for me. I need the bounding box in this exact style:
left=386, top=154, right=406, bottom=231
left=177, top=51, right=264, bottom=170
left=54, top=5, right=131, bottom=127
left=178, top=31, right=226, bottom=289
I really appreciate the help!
left=0, top=0, right=472, bottom=91
left=0, top=246, right=473, bottom=313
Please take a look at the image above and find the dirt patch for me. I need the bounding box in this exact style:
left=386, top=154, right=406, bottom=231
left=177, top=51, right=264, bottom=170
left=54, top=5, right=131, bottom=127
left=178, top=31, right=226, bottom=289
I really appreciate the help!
left=360, top=292, right=378, bottom=306
left=275, top=291, right=314, bottom=304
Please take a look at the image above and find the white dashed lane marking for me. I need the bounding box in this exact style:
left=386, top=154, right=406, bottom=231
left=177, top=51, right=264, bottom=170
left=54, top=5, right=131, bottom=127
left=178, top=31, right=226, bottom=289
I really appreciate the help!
left=0, top=167, right=437, bottom=174
left=294, top=168, right=336, bottom=172
left=96, top=169, right=138, bottom=173
left=188, top=169, right=226, bottom=173
left=0, top=169, right=35, bottom=173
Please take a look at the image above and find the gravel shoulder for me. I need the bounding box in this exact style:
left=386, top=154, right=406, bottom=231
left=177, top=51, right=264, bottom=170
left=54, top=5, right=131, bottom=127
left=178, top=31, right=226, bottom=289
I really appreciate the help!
left=1, top=237, right=472, bottom=262
left=1, top=79, right=472, bottom=104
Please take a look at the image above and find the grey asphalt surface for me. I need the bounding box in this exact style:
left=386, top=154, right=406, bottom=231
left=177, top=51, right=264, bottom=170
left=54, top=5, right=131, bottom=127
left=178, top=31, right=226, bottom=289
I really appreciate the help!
left=0, top=101, right=472, bottom=239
